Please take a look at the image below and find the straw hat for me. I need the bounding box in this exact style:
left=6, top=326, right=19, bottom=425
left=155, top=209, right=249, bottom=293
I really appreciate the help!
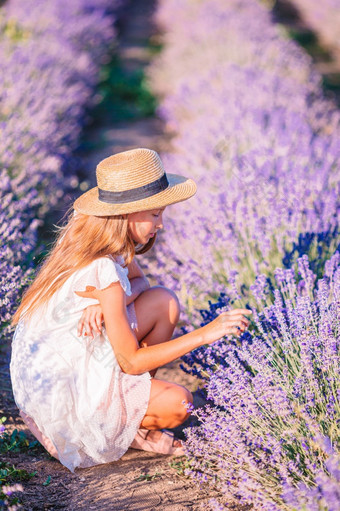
left=74, top=148, right=197, bottom=216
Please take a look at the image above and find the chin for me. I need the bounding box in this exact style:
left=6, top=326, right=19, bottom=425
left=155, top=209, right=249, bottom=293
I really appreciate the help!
left=134, top=238, right=147, bottom=245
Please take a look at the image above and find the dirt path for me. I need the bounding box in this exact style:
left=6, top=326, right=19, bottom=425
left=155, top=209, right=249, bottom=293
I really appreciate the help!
left=0, top=1, right=223, bottom=509
left=77, top=0, right=174, bottom=188
left=1, top=351, right=219, bottom=511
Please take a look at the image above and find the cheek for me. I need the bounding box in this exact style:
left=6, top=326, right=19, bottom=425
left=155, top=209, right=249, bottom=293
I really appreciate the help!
left=139, top=221, right=153, bottom=234
left=128, top=222, right=140, bottom=240
left=130, top=220, right=153, bottom=237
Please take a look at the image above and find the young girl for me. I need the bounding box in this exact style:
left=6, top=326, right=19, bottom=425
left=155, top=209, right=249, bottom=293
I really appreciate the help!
left=10, top=147, right=252, bottom=473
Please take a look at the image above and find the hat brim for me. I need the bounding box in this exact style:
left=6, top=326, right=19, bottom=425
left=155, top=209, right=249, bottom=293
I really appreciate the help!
left=73, top=173, right=197, bottom=216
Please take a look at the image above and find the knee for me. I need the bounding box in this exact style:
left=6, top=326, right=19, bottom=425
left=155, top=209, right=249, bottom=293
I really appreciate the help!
left=151, top=286, right=180, bottom=324
left=171, top=385, right=194, bottom=427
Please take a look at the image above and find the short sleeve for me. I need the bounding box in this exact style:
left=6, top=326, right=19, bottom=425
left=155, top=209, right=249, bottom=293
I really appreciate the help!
left=71, top=256, right=131, bottom=309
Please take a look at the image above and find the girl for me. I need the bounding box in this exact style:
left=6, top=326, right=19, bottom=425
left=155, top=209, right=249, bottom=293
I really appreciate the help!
left=10, top=147, right=252, bottom=473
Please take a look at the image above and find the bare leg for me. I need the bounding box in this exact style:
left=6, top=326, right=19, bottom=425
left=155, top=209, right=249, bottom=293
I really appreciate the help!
left=133, top=285, right=181, bottom=377
left=19, top=410, right=59, bottom=460
left=139, top=379, right=192, bottom=429
left=132, top=286, right=193, bottom=444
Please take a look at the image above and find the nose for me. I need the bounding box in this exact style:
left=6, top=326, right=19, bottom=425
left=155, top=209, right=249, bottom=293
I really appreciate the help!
left=156, top=213, right=164, bottom=230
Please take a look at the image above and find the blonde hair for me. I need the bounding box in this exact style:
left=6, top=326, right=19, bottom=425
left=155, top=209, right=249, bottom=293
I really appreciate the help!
left=11, top=207, right=156, bottom=326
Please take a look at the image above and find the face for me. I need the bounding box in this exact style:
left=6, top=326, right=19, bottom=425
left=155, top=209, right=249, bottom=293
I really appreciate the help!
left=127, top=207, right=166, bottom=244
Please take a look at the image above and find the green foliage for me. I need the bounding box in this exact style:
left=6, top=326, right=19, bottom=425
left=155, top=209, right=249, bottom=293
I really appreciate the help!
left=147, top=35, right=163, bottom=55
left=134, top=471, right=163, bottom=482
left=286, top=27, right=332, bottom=61
left=93, top=53, right=157, bottom=122
left=0, top=461, right=37, bottom=509
left=42, top=475, right=52, bottom=486
left=1, top=17, right=31, bottom=42
left=0, top=417, right=40, bottom=454
left=0, top=417, right=38, bottom=508
left=0, top=462, right=37, bottom=484
left=168, top=457, right=192, bottom=478
left=322, top=72, right=340, bottom=96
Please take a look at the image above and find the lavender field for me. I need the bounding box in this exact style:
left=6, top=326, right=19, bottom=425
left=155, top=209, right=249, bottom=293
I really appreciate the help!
left=1, top=0, right=340, bottom=508
left=146, top=0, right=339, bottom=320
left=0, top=0, right=120, bottom=506
left=144, top=0, right=340, bottom=508
left=0, top=0, right=119, bottom=345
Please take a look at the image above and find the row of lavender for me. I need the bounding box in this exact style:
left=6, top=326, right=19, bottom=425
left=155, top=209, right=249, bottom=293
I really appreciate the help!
left=290, top=0, right=340, bottom=55
left=185, top=253, right=340, bottom=510
left=0, top=0, right=120, bottom=343
left=146, top=0, right=340, bottom=509
left=146, top=0, right=339, bottom=322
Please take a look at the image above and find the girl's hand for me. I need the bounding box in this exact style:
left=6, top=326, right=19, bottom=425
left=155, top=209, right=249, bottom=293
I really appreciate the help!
left=77, top=304, right=103, bottom=340
left=202, top=308, right=252, bottom=344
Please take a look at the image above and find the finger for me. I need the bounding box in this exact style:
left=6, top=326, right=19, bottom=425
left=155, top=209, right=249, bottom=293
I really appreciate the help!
left=83, top=320, right=91, bottom=338
left=232, top=314, right=251, bottom=327
left=226, top=308, right=253, bottom=316
left=231, top=322, right=245, bottom=332
left=238, top=319, right=248, bottom=329
left=90, top=312, right=101, bottom=335
left=227, top=320, right=247, bottom=332
left=238, top=317, right=250, bottom=328
left=88, top=315, right=98, bottom=338
left=224, top=315, right=249, bottom=329
left=230, top=326, right=242, bottom=337
left=95, top=314, right=102, bottom=334
left=88, top=314, right=98, bottom=338
left=77, top=318, right=84, bottom=336
left=91, top=312, right=102, bottom=337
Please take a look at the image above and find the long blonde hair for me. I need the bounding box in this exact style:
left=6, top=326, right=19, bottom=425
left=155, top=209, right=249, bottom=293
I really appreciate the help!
left=11, top=207, right=156, bottom=326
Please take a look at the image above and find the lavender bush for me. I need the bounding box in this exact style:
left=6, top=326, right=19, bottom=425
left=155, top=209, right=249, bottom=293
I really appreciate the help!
left=144, top=0, right=340, bottom=326
left=180, top=252, right=340, bottom=510
left=0, top=0, right=121, bottom=343
left=147, top=2, right=340, bottom=507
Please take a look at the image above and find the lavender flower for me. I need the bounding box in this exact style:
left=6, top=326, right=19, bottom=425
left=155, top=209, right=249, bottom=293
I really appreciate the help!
left=181, top=252, right=340, bottom=509
left=141, top=0, right=340, bottom=329
left=1, top=0, right=121, bottom=343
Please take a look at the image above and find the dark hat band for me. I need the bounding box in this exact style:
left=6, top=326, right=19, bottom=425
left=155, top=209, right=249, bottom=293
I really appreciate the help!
left=98, top=174, right=169, bottom=204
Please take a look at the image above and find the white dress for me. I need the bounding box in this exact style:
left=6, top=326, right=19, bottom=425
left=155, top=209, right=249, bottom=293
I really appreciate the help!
left=10, top=255, right=152, bottom=473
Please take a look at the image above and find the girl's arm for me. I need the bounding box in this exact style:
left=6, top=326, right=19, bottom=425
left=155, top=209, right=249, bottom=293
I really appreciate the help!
left=126, top=257, right=146, bottom=279
left=126, top=257, right=150, bottom=306
left=77, top=258, right=149, bottom=338
left=92, top=282, right=252, bottom=375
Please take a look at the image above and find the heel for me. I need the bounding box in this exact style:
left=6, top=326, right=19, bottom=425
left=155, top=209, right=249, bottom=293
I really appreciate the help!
left=19, top=410, right=59, bottom=460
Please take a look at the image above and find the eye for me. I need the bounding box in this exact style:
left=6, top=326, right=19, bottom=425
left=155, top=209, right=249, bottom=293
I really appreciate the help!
left=152, top=213, right=159, bottom=218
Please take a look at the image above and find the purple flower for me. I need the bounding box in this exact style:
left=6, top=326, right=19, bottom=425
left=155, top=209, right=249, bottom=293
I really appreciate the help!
left=1, top=0, right=121, bottom=342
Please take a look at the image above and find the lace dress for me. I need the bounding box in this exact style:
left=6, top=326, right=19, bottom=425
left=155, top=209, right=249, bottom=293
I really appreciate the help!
left=10, top=255, right=152, bottom=473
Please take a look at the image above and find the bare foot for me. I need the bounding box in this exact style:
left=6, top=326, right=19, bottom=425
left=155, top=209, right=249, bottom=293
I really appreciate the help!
left=144, top=429, right=182, bottom=448
left=130, top=428, right=184, bottom=455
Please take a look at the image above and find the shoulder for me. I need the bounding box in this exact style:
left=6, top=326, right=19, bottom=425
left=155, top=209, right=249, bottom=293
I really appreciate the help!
left=73, top=256, right=117, bottom=280
left=77, top=255, right=124, bottom=273
left=72, top=255, right=131, bottom=297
